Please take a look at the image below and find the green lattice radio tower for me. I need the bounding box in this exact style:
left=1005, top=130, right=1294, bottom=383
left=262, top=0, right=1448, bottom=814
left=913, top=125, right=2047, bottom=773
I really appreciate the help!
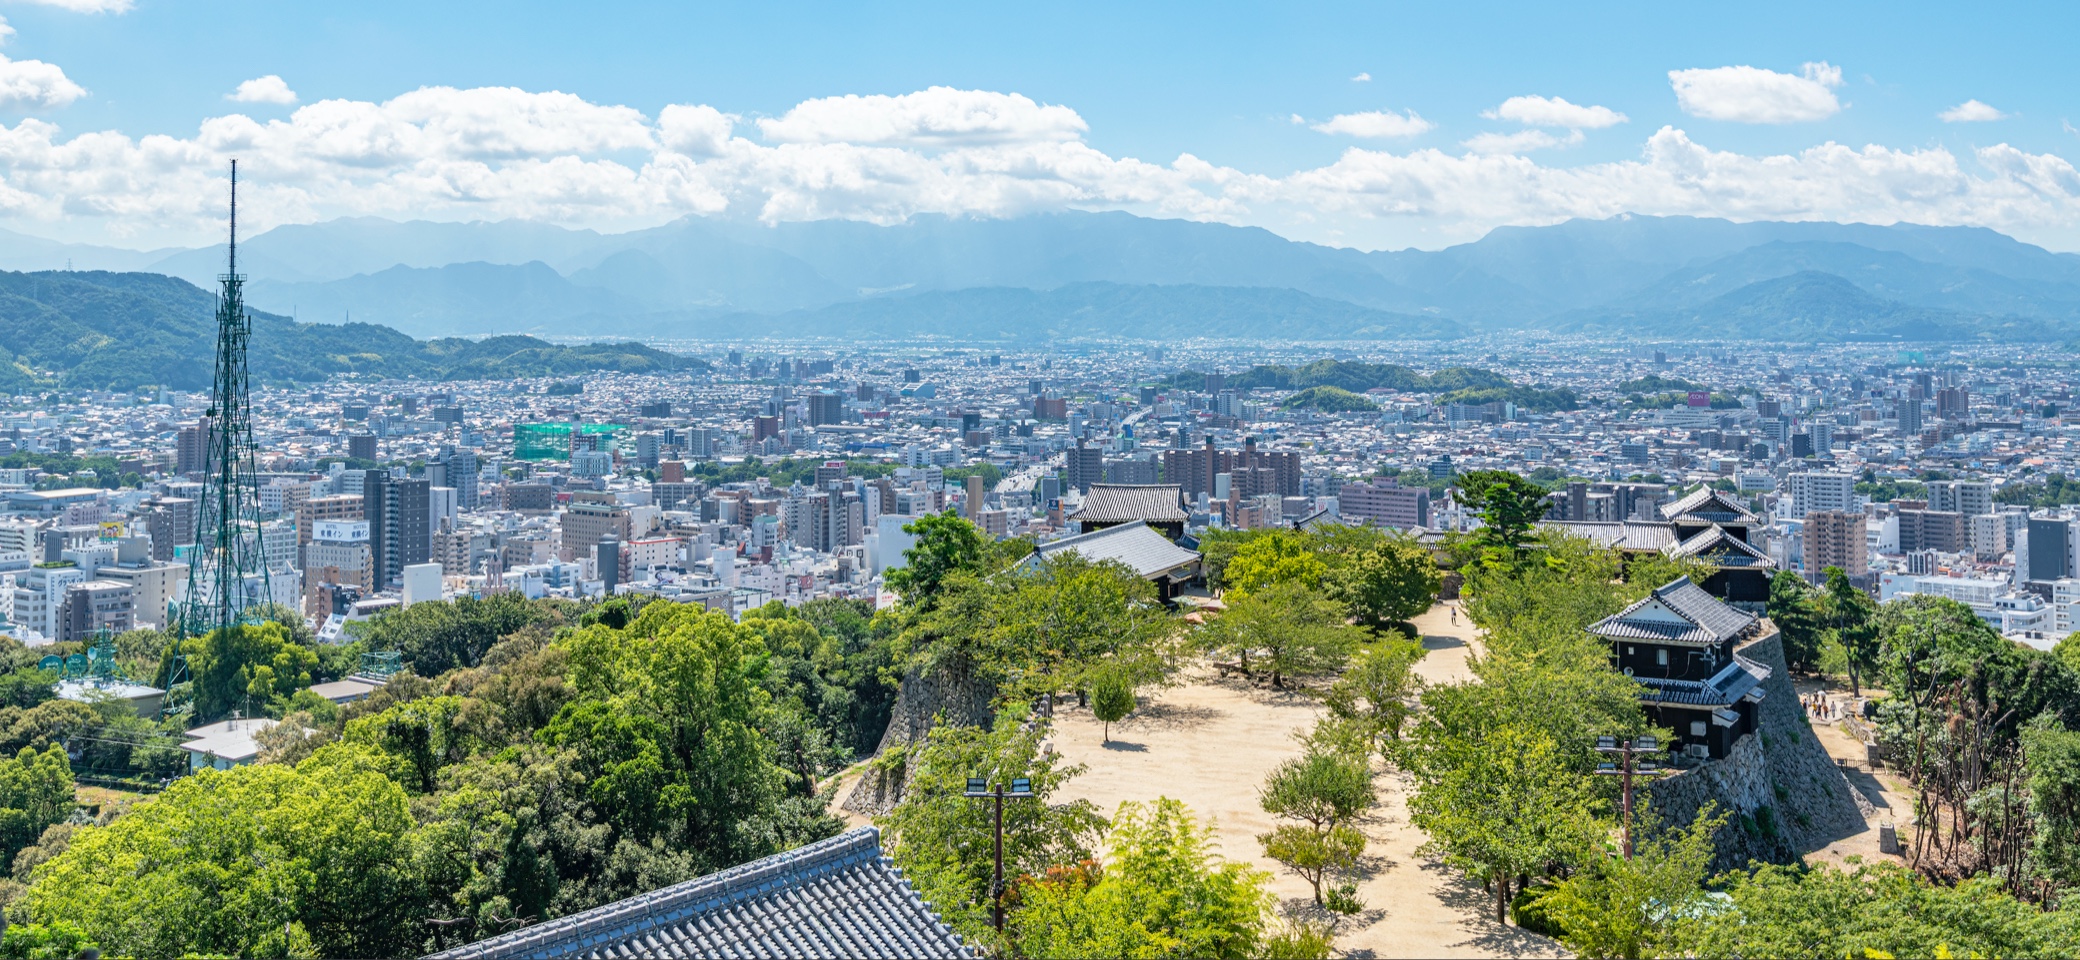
left=173, top=160, right=271, bottom=670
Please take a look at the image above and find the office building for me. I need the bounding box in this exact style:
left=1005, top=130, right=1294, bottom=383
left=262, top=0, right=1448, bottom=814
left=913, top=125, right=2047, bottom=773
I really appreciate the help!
left=365, top=472, right=430, bottom=587
left=1782, top=471, right=1857, bottom=519
left=1897, top=509, right=1967, bottom=555
left=1065, top=440, right=1104, bottom=494
left=348, top=434, right=378, bottom=461
left=1926, top=480, right=1993, bottom=518
left=1804, top=510, right=1868, bottom=579
left=1336, top=478, right=1432, bottom=529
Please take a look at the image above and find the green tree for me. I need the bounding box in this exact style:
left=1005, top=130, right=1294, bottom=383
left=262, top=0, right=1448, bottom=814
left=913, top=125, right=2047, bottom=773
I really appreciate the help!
left=1256, top=749, right=1375, bottom=905
left=168, top=621, right=320, bottom=722
left=1766, top=570, right=1825, bottom=672
left=1323, top=635, right=1427, bottom=755
left=1090, top=669, right=1136, bottom=744
left=1679, top=860, right=2080, bottom=959
left=1538, top=806, right=1724, bottom=960
left=1408, top=723, right=1600, bottom=924
left=0, top=745, right=71, bottom=867
left=885, top=511, right=992, bottom=608
left=1221, top=531, right=1328, bottom=599
left=1821, top=566, right=1879, bottom=695
left=358, top=591, right=564, bottom=678
left=16, top=744, right=423, bottom=959
left=1011, top=798, right=1275, bottom=960
left=2024, top=717, right=2080, bottom=889
left=1454, top=469, right=1552, bottom=565
left=878, top=712, right=1108, bottom=947
left=1197, top=583, right=1358, bottom=687
left=1327, top=533, right=1441, bottom=630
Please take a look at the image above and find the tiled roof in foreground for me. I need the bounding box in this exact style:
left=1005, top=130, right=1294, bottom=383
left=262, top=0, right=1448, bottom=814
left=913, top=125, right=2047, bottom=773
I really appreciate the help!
left=427, top=827, right=972, bottom=960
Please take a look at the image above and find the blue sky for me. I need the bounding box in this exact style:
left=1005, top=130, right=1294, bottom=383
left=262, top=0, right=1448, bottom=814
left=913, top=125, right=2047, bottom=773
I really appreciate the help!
left=3, top=0, right=2078, bottom=250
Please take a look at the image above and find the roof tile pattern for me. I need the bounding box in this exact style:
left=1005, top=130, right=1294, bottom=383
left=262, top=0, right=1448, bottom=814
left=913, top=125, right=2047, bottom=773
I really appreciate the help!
left=1667, top=525, right=1776, bottom=568
left=1540, top=520, right=1678, bottom=551
left=427, top=827, right=971, bottom=960
left=1030, top=519, right=1201, bottom=580
left=1589, top=576, right=1758, bottom=646
left=1067, top=484, right=1189, bottom=524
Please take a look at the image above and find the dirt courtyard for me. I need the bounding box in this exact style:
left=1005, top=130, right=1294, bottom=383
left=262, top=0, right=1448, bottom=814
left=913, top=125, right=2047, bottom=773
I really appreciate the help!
left=1047, top=600, right=1564, bottom=959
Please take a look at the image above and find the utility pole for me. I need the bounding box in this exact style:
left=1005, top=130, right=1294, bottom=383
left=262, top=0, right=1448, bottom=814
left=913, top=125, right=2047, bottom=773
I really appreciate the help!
left=964, top=775, right=1036, bottom=934
left=1594, top=735, right=1668, bottom=860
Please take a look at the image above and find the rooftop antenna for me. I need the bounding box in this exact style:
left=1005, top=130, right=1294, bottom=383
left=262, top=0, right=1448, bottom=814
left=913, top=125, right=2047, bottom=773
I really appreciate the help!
left=171, top=159, right=271, bottom=697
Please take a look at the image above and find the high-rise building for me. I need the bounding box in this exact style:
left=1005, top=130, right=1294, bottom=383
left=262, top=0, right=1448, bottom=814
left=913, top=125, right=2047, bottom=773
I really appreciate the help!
left=2027, top=517, right=2073, bottom=583
left=1783, top=471, right=1857, bottom=519
left=144, top=496, right=198, bottom=562
left=1926, top=480, right=1992, bottom=518
left=438, top=448, right=480, bottom=510
left=348, top=434, right=378, bottom=461
left=1804, top=510, right=1867, bottom=579
left=806, top=392, right=845, bottom=426
left=176, top=419, right=213, bottom=475
left=1970, top=512, right=2009, bottom=561
left=1158, top=439, right=1301, bottom=498
left=561, top=493, right=632, bottom=563
left=1897, top=509, right=1968, bottom=554
left=1065, top=440, right=1104, bottom=494
left=296, top=494, right=364, bottom=556
left=57, top=580, right=133, bottom=643
left=365, top=472, right=430, bottom=587
left=1898, top=398, right=1924, bottom=437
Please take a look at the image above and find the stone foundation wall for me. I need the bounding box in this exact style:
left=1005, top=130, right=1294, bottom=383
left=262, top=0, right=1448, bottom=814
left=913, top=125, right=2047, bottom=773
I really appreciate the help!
left=841, top=653, right=997, bottom=817
left=1645, top=623, right=1871, bottom=870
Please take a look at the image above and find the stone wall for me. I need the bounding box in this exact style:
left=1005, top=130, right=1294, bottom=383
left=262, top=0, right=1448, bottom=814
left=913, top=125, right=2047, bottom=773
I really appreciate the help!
left=841, top=653, right=997, bottom=817
left=1645, top=622, right=1872, bottom=870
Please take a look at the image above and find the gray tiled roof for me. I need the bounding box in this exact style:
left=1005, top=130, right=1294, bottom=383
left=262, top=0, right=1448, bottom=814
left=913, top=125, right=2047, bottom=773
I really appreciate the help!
left=1068, top=484, right=1188, bottom=524
left=1639, top=656, right=1771, bottom=706
left=1030, top=519, right=1202, bottom=580
left=1667, top=525, right=1776, bottom=569
left=1540, top=520, right=1678, bottom=552
left=1589, top=576, right=1757, bottom=646
left=1661, top=487, right=1756, bottom=523
left=426, top=827, right=972, bottom=960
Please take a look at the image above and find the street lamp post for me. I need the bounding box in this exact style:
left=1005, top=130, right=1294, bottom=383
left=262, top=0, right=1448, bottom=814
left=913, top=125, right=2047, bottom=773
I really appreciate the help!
left=964, top=775, right=1037, bottom=934
left=1594, top=734, right=1668, bottom=860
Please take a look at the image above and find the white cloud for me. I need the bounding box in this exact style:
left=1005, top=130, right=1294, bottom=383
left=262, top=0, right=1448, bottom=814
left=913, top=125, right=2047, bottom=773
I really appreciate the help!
left=229, top=75, right=297, bottom=105
left=0, top=52, right=82, bottom=108
left=755, top=86, right=1085, bottom=147
left=0, top=83, right=2076, bottom=253
left=1669, top=61, right=1843, bottom=123
left=1940, top=99, right=2007, bottom=123
left=1483, top=95, right=1626, bottom=129
left=1461, top=128, right=1584, bottom=155
left=1312, top=109, right=1434, bottom=139
left=11, top=0, right=130, bottom=11
left=1350, top=72, right=1371, bottom=82
left=0, top=16, right=16, bottom=44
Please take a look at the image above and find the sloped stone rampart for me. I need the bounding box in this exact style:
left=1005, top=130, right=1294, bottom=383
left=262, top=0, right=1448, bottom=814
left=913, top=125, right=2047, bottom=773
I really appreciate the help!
left=841, top=654, right=997, bottom=817
left=1645, top=623, right=1871, bottom=870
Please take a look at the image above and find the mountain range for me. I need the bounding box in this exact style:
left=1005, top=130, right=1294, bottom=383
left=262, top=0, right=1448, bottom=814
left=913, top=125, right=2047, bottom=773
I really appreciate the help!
left=9, top=211, right=2080, bottom=342
left=0, top=270, right=700, bottom=392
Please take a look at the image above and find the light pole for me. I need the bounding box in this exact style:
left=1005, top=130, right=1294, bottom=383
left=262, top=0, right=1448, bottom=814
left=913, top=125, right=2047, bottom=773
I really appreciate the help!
left=1594, top=734, right=1668, bottom=860
left=964, top=775, right=1037, bottom=934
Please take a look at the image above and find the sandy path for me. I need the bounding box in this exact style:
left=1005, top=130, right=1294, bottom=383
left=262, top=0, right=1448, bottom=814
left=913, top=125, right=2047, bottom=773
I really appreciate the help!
left=1050, top=600, right=1564, bottom=959
left=1791, top=679, right=1916, bottom=869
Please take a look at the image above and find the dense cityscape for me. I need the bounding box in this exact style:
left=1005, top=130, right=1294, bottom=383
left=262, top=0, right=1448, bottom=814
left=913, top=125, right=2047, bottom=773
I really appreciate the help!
left=2, top=2, right=2079, bottom=957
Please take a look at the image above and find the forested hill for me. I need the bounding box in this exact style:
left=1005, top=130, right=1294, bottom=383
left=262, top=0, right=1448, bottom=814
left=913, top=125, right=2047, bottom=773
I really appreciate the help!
left=0, top=270, right=700, bottom=391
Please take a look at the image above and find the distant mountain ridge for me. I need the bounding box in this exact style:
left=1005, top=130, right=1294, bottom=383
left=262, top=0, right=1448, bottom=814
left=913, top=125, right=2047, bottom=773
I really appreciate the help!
left=13, top=211, right=2080, bottom=342
left=0, top=270, right=700, bottom=391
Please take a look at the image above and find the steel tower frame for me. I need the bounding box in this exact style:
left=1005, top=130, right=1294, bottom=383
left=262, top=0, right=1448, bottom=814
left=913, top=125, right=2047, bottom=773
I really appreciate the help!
left=174, top=159, right=270, bottom=663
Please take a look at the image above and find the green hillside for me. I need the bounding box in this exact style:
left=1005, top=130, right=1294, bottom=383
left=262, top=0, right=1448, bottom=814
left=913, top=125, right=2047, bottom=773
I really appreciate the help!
left=1279, top=385, right=1379, bottom=412
left=1225, top=359, right=1509, bottom=393
left=0, top=270, right=700, bottom=390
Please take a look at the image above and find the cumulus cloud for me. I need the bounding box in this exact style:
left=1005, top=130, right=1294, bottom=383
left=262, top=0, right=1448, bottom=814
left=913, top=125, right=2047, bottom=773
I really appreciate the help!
left=755, top=86, right=1085, bottom=147
left=0, top=83, right=2076, bottom=252
left=1350, top=72, right=1371, bottom=82
left=1669, top=61, right=1843, bottom=123
left=1940, top=99, right=2007, bottom=123
left=1483, top=95, right=1626, bottom=129
left=1461, top=128, right=1584, bottom=155
left=229, top=75, right=297, bottom=105
left=0, top=52, right=82, bottom=108
left=1312, top=109, right=1434, bottom=139
left=12, top=0, right=130, bottom=11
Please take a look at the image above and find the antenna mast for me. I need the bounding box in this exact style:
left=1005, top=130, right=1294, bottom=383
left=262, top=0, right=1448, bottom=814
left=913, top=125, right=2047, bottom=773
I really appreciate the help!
left=173, top=160, right=272, bottom=689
